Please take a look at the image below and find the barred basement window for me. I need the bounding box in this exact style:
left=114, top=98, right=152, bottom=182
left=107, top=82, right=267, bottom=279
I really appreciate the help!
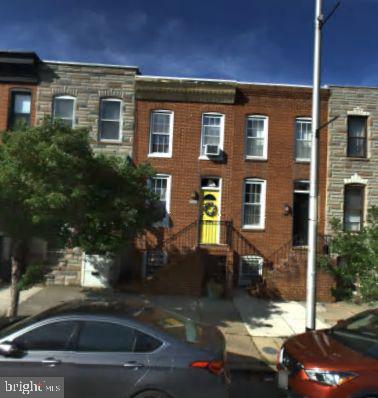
left=144, top=250, right=167, bottom=278
left=238, top=255, right=264, bottom=287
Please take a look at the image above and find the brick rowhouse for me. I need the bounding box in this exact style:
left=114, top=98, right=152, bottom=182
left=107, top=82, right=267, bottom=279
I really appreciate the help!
left=132, top=77, right=334, bottom=301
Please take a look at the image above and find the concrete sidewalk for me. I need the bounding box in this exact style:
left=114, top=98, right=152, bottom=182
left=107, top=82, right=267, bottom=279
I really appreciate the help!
left=0, top=285, right=374, bottom=371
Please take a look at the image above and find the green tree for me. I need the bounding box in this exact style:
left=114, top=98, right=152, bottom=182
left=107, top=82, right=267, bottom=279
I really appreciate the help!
left=324, top=207, right=378, bottom=302
left=0, top=120, right=160, bottom=317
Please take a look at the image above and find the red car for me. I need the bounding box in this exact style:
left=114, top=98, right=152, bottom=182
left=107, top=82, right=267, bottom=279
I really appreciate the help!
left=277, top=308, right=378, bottom=398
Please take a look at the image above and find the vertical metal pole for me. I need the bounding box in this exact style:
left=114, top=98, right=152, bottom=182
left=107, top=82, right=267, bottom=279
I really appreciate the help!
left=306, top=0, right=323, bottom=331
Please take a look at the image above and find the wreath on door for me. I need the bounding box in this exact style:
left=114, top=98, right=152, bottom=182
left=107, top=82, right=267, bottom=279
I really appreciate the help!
left=203, top=202, right=218, bottom=217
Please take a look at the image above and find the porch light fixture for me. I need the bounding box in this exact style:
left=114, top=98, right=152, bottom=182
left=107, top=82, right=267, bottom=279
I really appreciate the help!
left=283, top=203, right=292, bottom=216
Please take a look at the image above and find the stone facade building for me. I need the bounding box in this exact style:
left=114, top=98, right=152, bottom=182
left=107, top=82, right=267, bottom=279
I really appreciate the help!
left=35, top=60, right=139, bottom=285
left=326, top=86, right=378, bottom=234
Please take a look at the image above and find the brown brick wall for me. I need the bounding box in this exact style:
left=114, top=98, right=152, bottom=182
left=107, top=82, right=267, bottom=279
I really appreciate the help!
left=133, top=83, right=332, bottom=300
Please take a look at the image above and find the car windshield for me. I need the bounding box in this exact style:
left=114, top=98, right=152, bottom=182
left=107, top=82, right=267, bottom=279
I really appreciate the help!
left=131, top=306, right=199, bottom=344
left=331, top=310, right=378, bottom=359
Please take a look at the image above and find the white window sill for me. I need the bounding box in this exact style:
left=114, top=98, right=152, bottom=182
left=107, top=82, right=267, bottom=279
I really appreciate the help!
left=148, top=153, right=172, bottom=159
left=199, top=155, right=222, bottom=160
left=242, top=226, right=265, bottom=231
left=98, top=138, right=123, bottom=144
left=295, top=158, right=310, bottom=163
left=245, top=156, right=268, bottom=161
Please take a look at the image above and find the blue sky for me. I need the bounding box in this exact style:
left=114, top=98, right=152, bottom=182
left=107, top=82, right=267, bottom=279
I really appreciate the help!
left=1, top=0, right=377, bottom=86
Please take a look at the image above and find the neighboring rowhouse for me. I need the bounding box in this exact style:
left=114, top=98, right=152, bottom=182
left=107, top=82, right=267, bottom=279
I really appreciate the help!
left=132, top=76, right=334, bottom=300
left=326, top=85, right=378, bottom=233
left=0, top=51, right=40, bottom=280
left=35, top=59, right=139, bottom=286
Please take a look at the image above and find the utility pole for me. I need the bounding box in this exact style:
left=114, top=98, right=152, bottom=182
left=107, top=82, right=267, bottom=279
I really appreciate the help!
left=306, top=0, right=323, bottom=331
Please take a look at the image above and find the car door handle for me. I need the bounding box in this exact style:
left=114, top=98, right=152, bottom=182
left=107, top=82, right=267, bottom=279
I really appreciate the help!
left=123, top=361, right=144, bottom=368
left=42, top=358, right=61, bottom=367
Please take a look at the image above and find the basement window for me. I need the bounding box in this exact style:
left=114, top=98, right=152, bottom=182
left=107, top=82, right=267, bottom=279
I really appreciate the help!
left=143, top=250, right=167, bottom=278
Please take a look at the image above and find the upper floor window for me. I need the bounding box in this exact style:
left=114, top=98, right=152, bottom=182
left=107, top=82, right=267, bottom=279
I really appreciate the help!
left=344, top=184, right=364, bottom=232
left=245, top=115, right=268, bottom=159
left=347, top=116, right=367, bottom=158
left=200, top=113, right=224, bottom=157
left=53, top=95, right=75, bottom=128
left=149, top=110, right=173, bottom=157
left=295, top=118, right=312, bottom=161
left=150, top=174, right=171, bottom=226
left=99, top=99, right=122, bottom=142
left=8, top=91, right=31, bottom=130
left=243, top=179, right=266, bottom=229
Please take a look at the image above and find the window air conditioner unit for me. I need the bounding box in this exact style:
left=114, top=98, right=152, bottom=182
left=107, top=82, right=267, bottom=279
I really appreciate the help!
left=204, top=144, right=220, bottom=156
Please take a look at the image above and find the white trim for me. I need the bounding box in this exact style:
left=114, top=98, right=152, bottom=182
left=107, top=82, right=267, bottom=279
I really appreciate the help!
left=138, top=75, right=316, bottom=89
left=99, top=98, right=123, bottom=143
left=199, top=113, right=225, bottom=159
left=294, top=117, right=312, bottom=162
left=148, top=110, right=174, bottom=158
left=343, top=173, right=368, bottom=186
left=245, top=115, right=269, bottom=160
left=347, top=107, right=370, bottom=116
left=52, top=95, right=76, bottom=128
left=151, top=174, right=172, bottom=228
left=44, top=59, right=139, bottom=70
left=242, top=178, right=266, bottom=230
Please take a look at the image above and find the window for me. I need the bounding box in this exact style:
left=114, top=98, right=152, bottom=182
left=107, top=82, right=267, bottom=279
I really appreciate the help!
left=245, top=115, right=268, bottom=159
left=238, top=255, right=264, bottom=286
left=99, top=99, right=122, bottom=141
left=344, top=185, right=364, bottom=232
left=8, top=91, right=31, bottom=129
left=144, top=250, right=167, bottom=277
left=243, top=179, right=266, bottom=229
left=150, top=175, right=171, bottom=225
left=200, top=113, right=224, bottom=157
left=13, top=321, right=77, bottom=351
left=149, top=110, right=173, bottom=156
left=347, top=116, right=367, bottom=158
left=295, top=118, right=312, bottom=161
left=76, top=321, right=161, bottom=353
left=53, top=95, right=76, bottom=127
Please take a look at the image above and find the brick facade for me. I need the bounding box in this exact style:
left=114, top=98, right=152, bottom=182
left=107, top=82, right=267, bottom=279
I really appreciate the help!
left=326, top=86, right=378, bottom=232
left=133, top=78, right=334, bottom=301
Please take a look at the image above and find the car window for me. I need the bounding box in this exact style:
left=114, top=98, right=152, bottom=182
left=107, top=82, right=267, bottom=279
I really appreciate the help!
left=13, top=321, right=78, bottom=351
left=134, top=331, right=162, bottom=352
left=77, top=321, right=137, bottom=352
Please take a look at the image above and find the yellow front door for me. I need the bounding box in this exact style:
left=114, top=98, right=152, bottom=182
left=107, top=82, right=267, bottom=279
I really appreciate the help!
left=200, top=190, right=220, bottom=244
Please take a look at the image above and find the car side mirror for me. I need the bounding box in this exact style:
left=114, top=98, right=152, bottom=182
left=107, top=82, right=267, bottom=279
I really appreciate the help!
left=0, top=342, right=21, bottom=357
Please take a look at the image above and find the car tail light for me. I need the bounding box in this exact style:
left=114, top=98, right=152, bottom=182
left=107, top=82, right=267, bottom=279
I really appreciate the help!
left=190, top=360, right=224, bottom=375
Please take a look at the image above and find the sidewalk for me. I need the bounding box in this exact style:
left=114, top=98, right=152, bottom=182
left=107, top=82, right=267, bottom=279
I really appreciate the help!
left=0, top=284, right=374, bottom=371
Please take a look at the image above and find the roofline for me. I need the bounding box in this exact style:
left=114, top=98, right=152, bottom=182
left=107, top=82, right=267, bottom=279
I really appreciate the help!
left=329, top=84, right=378, bottom=90
left=43, top=59, right=139, bottom=71
left=138, top=74, right=329, bottom=89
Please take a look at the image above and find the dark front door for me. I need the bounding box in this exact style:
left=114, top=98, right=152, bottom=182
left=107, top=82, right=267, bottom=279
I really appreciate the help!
left=293, top=192, right=309, bottom=246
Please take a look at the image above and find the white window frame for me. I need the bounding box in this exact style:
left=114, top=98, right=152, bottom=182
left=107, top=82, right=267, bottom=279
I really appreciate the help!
left=199, top=113, right=225, bottom=159
left=148, top=110, right=174, bottom=158
left=52, top=95, right=76, bottom=128
left=295, top=117, right=312, bottom=162
left=238, top=255, right=264, bottom=286
left=150, top=174, right=172, bottom=227
left=99, top=98, right=123, bottom=143
left=245, top=115, right=269, bottom=160
left=242, top=179, right=267, bottom=230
